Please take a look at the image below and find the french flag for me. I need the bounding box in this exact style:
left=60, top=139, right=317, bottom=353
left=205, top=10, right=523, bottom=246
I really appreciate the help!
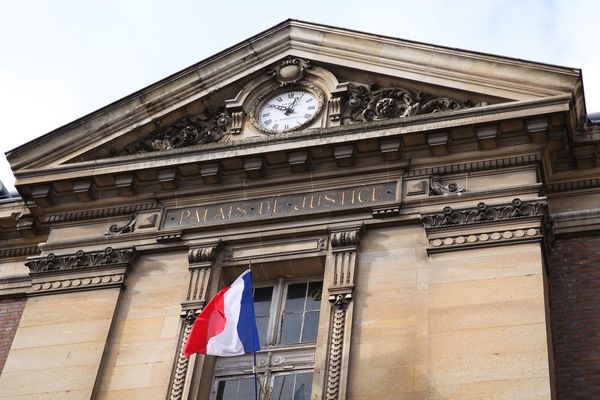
left=183, top=269, right=260, bottom=357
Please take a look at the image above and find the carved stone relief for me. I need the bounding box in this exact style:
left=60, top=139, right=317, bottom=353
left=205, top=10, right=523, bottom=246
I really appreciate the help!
left=26, top=247, right=138, bottom=274
left=120, top=108, right=237, bottom=155
left=422, top=198, right=546, bottom=229
left=104, top=214, right=136, bottom=236
left=340, top=84, right=487, bottom=125
left=429, top=175, right=465, bottom=196
left=25, top=247, right=138, bottom=295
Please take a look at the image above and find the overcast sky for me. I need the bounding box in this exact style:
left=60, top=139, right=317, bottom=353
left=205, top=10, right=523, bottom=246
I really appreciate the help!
left=1, top=0, right=599, bottom=192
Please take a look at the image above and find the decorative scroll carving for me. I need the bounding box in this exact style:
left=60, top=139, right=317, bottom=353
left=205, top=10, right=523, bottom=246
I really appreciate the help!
left=24, top=247, right=137, bottom=296
left=422, top=198, right=546, bottom=229
left=104, top=214, right=136, bottom=236
left=25, top=247, right=138, bottom=274
left=268, top=57, right=311, bottom=86
left=341, top=84, right=487, bottom=125
left=429, top=175, right=465, bottom=196
left=120, top=108, right=233, bottom=155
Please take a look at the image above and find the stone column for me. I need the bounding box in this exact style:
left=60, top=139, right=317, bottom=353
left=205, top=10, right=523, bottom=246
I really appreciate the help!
left=324, top=226, right=363, bottom=400
left=167, top=240, right=222, bottom=400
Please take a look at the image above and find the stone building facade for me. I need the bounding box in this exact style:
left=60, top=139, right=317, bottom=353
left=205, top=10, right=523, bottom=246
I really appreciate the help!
left=0, top=20, right=599, bottom=399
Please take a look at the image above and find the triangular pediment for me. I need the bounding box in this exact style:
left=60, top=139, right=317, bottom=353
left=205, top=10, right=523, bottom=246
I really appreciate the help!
left=7, top=19, right=583, bottom=185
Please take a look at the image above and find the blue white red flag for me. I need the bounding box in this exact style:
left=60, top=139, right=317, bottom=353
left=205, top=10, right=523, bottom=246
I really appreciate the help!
left=183, top=269, right=260, bottom=357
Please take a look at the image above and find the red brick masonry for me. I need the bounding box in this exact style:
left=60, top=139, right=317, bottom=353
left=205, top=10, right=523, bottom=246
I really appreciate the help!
left=549, top=235, right=600, bottom=399
left=0, top=298, right=25, bottom=375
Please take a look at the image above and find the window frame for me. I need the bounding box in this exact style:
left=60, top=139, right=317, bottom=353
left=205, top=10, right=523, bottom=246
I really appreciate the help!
left=211, top=276, right=323, bottom=400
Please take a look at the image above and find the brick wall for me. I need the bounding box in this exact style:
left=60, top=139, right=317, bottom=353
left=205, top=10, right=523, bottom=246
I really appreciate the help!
left=0, top=297, right=26, bottom=375
left=549, top=234, right=600, bottom=399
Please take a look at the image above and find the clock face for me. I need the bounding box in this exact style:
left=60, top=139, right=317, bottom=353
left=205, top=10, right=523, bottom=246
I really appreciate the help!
left=257, top=89, right=321, bottom=133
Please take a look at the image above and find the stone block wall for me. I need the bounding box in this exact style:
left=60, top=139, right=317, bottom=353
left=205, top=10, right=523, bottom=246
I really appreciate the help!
left=0, top=298, right=25, bottom=375
left=549, top=234, right=600, bottom=399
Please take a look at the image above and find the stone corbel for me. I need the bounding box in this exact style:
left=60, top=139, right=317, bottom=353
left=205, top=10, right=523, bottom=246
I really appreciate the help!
left=167, top=240, right=223, bottom=400
left=25, top=246, right=138, bottom=296
left=323, top=225, right=364, bottom=400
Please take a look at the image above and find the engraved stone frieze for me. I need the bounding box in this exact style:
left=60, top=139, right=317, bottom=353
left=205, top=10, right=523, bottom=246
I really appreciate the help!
left=164, top=182, right=397, bottom=229
left=422, top=198, right=546, bottom=229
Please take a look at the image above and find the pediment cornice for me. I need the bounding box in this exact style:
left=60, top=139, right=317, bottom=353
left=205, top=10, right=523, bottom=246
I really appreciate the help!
left=6, top=20, right=584, bottom=174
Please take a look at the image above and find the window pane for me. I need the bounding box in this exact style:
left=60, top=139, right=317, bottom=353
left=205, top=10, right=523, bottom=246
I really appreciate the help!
left=216, top=377, right=256, bottom=400
left=301, top=311, right=320, bottom=343
left=306, top=282, right=322, bottom=311
left=237, top=377, right=255, bottom=400
left=256, top=316, right=269, bottom=346
left=284, top=283, right=307, bottom=313
left=254, top=287, right=273, bottom=317
left=216, top=379, right=237, bottom=400
left=293, top=372, right=312, bottom=400
left=280, top=313, right=302, bottom=344
left=272, top=374, right=294, bottom=400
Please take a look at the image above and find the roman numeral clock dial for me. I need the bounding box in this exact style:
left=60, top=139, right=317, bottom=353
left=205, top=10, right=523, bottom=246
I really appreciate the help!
left=255, top=88, right=323, bottom=134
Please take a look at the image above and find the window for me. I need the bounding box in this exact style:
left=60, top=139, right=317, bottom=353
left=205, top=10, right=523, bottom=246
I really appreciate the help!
left=212, top=278, right=323, bottom=400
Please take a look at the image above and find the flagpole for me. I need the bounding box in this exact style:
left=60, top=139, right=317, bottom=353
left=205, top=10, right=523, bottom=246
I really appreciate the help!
left=253, top=351, right=258, bottom=400
left=249, top=260, right=258, bottom=400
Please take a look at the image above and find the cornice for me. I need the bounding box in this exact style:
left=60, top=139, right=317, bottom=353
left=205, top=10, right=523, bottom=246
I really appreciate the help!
left=552, top=208, right=600, bottom=235
left=45, top=200, right=160, bottom=224
left=407, top=153, right=542, bottom=177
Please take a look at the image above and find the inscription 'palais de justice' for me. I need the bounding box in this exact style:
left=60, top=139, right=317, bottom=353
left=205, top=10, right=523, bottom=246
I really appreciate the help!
left=163, top=183, right=397, bottom=228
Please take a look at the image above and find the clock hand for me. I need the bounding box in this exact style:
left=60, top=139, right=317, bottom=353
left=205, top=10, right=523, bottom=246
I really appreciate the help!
left=266, top=104, right=288, bottom=111
left=285, top=93, right=305, bottom=115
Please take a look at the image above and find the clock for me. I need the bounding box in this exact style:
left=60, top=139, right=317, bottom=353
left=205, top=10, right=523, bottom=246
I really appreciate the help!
left=251, top=85, right=324, bottom=134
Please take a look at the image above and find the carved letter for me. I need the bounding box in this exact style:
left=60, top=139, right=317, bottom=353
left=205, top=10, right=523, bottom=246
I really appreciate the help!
left=179, top=209, right=191, bottom=225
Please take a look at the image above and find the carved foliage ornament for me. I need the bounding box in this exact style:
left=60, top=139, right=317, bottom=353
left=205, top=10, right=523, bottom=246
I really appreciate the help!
left=422, top=198, right=546, bottom=229
left=341, top=84, right=487, bottom=124
left=121, top=108, right=234, bottom=155
left=26, top=247, right=138, bottom=274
